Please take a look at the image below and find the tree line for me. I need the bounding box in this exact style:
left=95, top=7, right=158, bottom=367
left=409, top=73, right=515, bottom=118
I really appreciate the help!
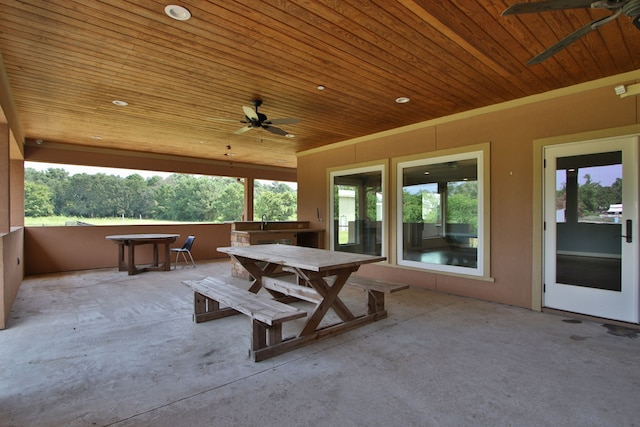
left=24, top=168, right=297, bottom=223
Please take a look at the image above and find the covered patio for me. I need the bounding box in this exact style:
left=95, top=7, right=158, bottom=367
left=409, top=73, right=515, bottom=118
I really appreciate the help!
left=1, top=260, right=638, bottom=426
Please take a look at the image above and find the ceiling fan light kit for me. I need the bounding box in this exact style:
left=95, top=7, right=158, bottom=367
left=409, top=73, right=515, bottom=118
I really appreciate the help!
left=502, top=0, right=640, bottom=64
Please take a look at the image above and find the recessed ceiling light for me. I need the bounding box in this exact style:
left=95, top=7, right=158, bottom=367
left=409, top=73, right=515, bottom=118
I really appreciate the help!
left=316, top=85, right=326, bottom=91
left=91, top=135, right=103, bottom=140
left=277, top=159, right=286, bottom=163
left=395, top=97, right=410, bottom=104
left=285, top=134, right=295, bottom=138
left=165, top=5, right=191, bottom=21
left=112, top=100, right=128, bottom=106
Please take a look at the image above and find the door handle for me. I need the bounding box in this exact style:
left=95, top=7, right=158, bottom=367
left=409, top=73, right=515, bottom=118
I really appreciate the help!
left=621, top=219, right=632, bottom=243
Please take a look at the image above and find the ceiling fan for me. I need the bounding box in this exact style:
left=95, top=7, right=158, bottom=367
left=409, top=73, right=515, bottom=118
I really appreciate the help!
left=502, top=0, right=640, bottom=65
left=234, top=99, right=300, bottom=137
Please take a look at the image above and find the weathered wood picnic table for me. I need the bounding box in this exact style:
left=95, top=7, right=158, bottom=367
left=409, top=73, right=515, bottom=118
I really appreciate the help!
left=185, top=244, right=390, bottom=361
left=105, top=233, right=179, bottom=275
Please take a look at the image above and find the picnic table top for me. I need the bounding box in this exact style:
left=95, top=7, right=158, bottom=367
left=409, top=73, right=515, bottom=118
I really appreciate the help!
left=217, top=244, right=386, bottom=272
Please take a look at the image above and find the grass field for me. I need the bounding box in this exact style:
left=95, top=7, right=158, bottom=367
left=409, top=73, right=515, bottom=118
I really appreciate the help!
left=25, top=216, right=190, bottom=227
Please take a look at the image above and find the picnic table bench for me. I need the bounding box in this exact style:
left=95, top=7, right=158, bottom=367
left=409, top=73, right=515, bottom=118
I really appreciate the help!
left=345, top=276, right=410, bottom=316
left=183, top=277, right=307, bottom=356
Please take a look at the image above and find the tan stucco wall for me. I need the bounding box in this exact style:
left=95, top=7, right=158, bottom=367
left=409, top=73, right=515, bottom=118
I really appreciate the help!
left=1, top=228, right=23, bottom=329
left=1, top=119, right=25, bottom=329
left=24, top=223, right=232, bottom=275
left=298, top=75, right=640, bottom=310
left=10, top=158, right=23, bottom=227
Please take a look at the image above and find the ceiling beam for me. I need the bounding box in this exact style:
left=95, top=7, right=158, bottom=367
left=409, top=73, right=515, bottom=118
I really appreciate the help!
left=397, top=0, right=511, bottom=77
left=0, top=51, right=24, bottom=153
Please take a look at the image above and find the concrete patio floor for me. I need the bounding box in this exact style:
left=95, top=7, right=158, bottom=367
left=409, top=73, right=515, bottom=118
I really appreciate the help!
left=1, top=260, right=639, bottom=427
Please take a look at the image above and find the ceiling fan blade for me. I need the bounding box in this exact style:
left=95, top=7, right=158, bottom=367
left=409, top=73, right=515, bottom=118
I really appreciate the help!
left=263, top=126, right=289, bottom=136
left=502, top=0, right=594, bottom=16
left=526, top=14, right=612, bottom=64
left=234, top=125, right=253, bottom=135
left=242, top=105, right=259, bottom=121
left=263, top=118, right=300, bottom=125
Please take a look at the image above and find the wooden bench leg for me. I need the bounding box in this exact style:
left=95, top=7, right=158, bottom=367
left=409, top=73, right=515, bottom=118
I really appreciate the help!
left=267, top=324, right=283, bottom=345
left=252, top=319, right=267, bottom=350
left=195, top=292, right=213, bottom=314
left=367, top=290, right=388, bottom=318
left=193, top=292, right=239, bottom=323
left=252, top=320, right=283, bottom=353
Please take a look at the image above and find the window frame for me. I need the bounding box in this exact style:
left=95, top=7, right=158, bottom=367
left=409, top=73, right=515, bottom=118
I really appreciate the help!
left=394, top=145, right=491, bottom=278
left=328, top=161, right=387, bottom=259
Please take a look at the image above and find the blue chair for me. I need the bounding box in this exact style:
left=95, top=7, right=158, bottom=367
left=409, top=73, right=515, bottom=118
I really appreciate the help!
left=171, top=235, right=196, bottom=269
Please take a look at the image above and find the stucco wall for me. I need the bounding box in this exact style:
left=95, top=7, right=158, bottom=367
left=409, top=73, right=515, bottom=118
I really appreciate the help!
left=24, top=223, right=232, bottom=275
left=297, top=83, right=640, bottom=310
left=1, top=228, right=24, bottom=329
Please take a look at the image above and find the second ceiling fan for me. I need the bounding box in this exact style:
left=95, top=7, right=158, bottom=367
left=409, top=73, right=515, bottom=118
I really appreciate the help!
left=502, top=0, right=640, bottom=64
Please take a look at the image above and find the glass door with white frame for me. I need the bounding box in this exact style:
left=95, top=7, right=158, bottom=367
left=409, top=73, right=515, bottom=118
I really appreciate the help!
left=330, top=165, right=385, bottom=257
left=543, top=136, right=639, bottom=323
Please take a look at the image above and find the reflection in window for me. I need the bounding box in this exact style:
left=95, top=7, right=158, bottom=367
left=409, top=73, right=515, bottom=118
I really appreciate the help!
left=330, top=165, right=384, bottom=256
left=555, top=156, right=622, bottom=225
left=554, top=152, right=623, bottom=290
left=398, top=152, right=483, bottom=275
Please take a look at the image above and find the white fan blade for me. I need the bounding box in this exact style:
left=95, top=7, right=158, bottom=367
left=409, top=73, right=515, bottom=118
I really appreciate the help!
left=243, top=106, right=259, bottom=121
left=234, top=125, right=253, bottom=135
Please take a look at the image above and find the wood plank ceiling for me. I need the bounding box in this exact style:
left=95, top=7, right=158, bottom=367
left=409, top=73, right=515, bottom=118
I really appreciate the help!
left=0, top=0, right=638, bottom=169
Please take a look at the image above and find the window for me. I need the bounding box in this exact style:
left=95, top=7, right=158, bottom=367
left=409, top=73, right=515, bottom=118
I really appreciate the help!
left=24, top=162, right=245, bottom=226
left=252, top=179, right=298, bottom=221
left=554, top=152, right=622, bottom=225
left=330, top=164, right=385, bottom=257
left=396, top=149, right=487, bottom=276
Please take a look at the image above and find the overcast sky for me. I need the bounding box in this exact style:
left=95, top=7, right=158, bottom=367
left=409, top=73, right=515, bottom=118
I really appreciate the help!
left=25, top=162, right=173, bottom=179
